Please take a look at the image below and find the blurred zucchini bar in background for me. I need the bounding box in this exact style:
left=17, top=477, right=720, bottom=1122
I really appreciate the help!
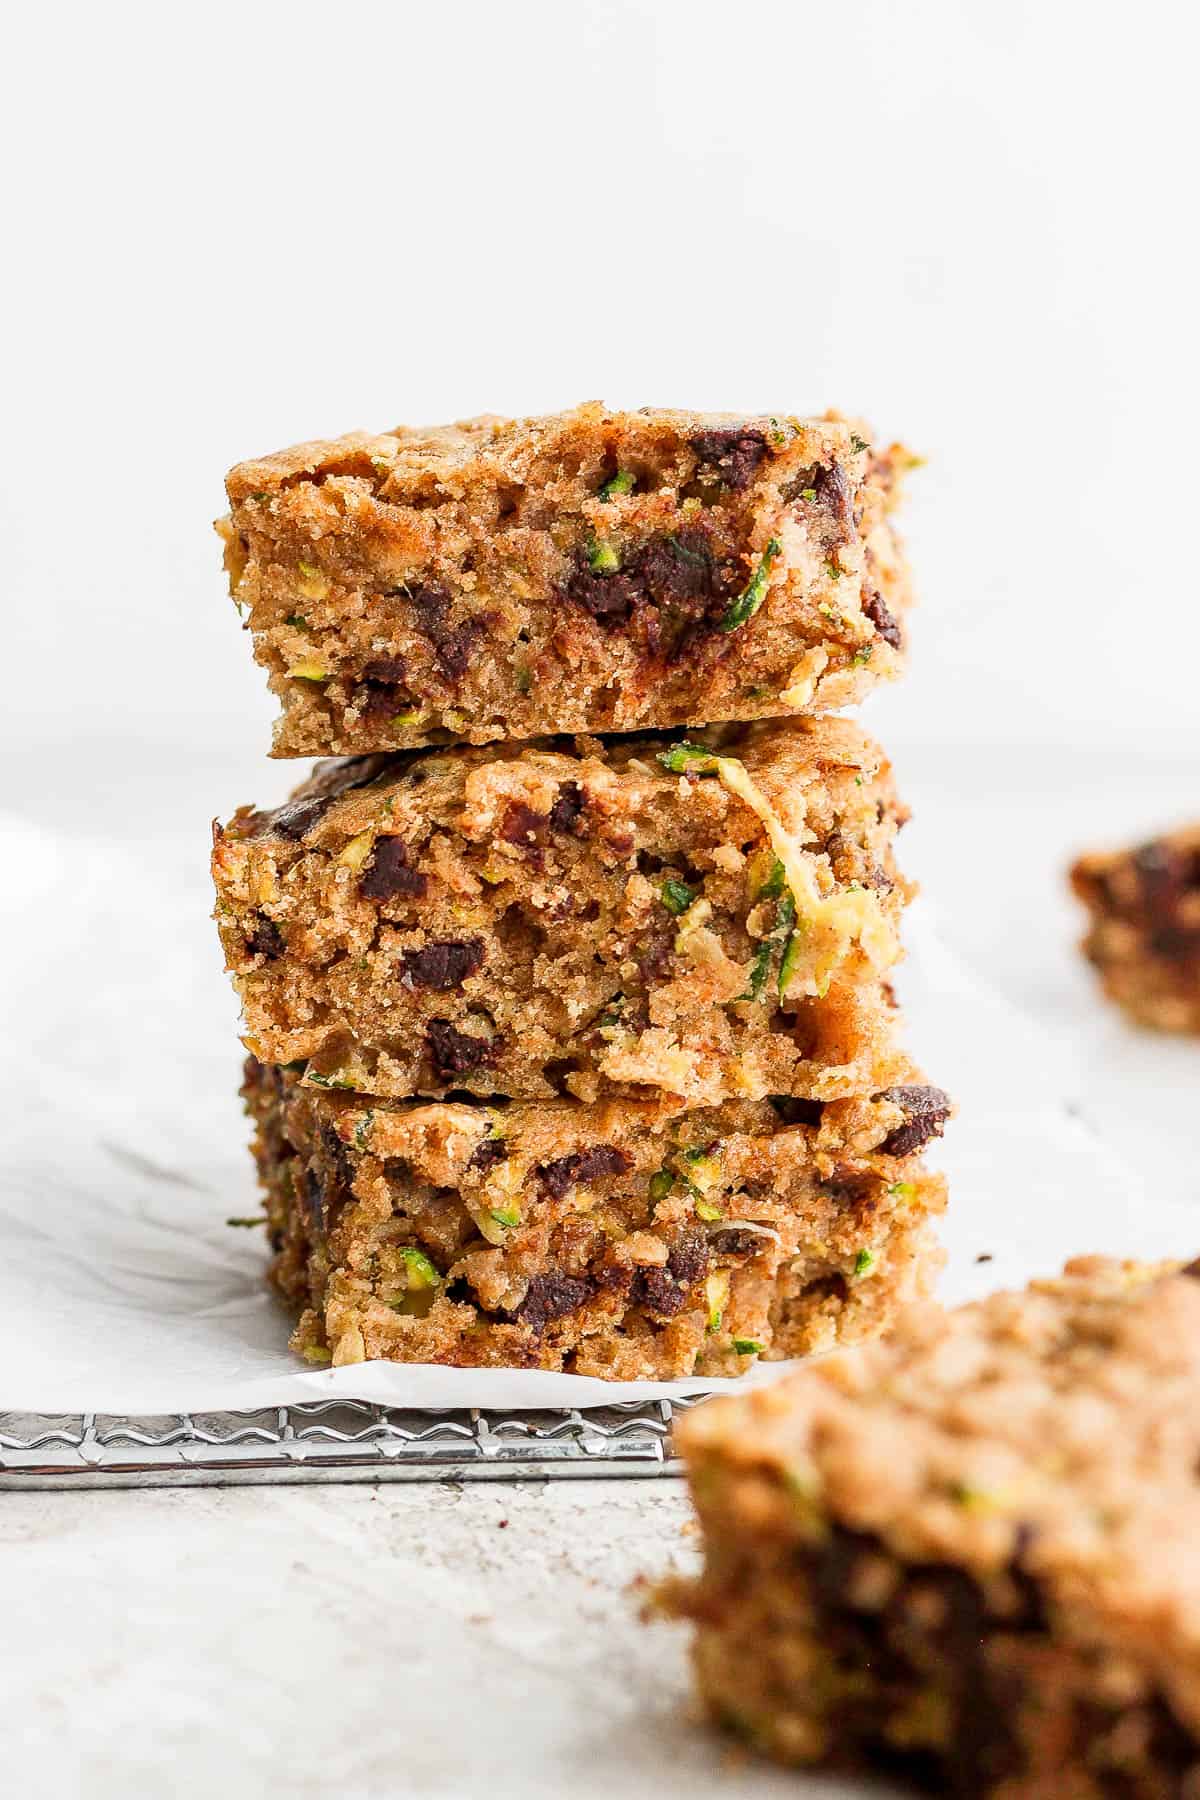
left=1070, top=822, right=1200, bottom=1033
left=659, top=1257, right=1200, bottom=1791
left=242, top=1058, right=948, bottom=1378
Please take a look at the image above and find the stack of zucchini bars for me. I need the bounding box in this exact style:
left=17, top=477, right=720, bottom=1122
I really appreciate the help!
left=210, top=404, right=949, bottom=1378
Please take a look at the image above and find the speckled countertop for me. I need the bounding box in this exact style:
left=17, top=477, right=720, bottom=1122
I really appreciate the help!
left=0, top=1477, right=834, bottom=1800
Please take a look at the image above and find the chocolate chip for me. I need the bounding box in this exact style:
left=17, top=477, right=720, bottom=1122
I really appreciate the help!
left=268, top=757, right=396, bottom=841
left=635, top=919, right=676, bottom=986
left=819, top=1165, right=873, bottom=1203
left=272, top=796, right=337, bottom=841
left=427, top=1019, right=493, bottom=1080
left=634, top=1226, right=709, bottom=1317
left=469, top=1137, right=508, bottom=1175
left=245, top=913, right=284, bottom=960
left=360, top=658, right=407, bottom=685
left=814, top=461, right=853, bottom=530
left=538, top=1144, right=632, bottom=1201
left=549, top=781, right=585, bottom=834
left=516, top=1272, right=594, bottom=1333
left=666, top=1225, right=709, bottom=1288
left=360, top=836, right=428, bottom=902
left=1180, top=1258, right=1200, bottom=1280
left=689, top=428, right=768, bottom=491
left=1149, top=925, right=1200, bottom=960
left=862, top=587, right=903, bottom=649
left=401, top=938, right=485, bottom=989
left=562, top=527, right=735, bottom=661
left=501, top=801, right=548, bottom=849
left=352, top=657, right=412, bottom=723
left=398, top=584, right=485, bottom=683
left=876, top=1085, right=952, bottom=1157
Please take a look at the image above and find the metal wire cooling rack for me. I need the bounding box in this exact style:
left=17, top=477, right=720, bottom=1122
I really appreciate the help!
left=0, top=1398, right=703, bottom=1490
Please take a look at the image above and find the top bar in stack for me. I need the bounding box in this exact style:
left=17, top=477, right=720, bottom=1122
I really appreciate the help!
left=217, top=404, right=914, bottom=756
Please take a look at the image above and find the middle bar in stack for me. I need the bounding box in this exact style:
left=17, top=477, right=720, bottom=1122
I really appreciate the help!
left=214, top=715, right=949, bottom=1374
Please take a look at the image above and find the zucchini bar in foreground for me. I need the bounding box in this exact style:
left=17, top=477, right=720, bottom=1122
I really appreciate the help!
left=218, top=404, right=914, bottom=756
left=663, top=1256, right=1200, bottom=1794
left=1071, top=824, right=1200, bottom=1033
left=213, top=718, right=913, bottom=1105
left=243, top=1058, right=946, bottom=1379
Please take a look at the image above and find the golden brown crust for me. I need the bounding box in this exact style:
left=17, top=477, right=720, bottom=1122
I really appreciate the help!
left=218, top=404, right=916, bottom=755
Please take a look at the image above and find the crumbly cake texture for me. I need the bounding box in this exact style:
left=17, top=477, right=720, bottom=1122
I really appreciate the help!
left=213, top=717, right=914, bottom=1105
left=242, top=1058, right=946, bottom=1379
left=663, top=1257, right=1200, bottom=1795
left=217, top=404, right=915, bottom=757
left=1071, top=826, right=1200, bottom=1033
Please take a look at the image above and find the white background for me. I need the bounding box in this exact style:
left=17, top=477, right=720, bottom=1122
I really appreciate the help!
left=4, top=0, right=1198, bottom=759
left=3, top=0, right=1198, bottom=1050
left=2, top=5, right=1199, bottom=1796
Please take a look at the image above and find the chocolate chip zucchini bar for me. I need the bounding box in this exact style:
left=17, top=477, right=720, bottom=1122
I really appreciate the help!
left=243, top=1057, right=946, bottom=1378
left=663, top=1257, right=1200, bottom=1794
left=212, top=718, right=913, bottom=1105
left=1070, top=825, right=1200, bottom=1033
left=217, top=404, right=914, bottom=757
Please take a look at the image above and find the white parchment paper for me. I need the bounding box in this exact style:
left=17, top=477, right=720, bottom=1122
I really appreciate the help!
left=1, top=814, right=1192, bottom=1413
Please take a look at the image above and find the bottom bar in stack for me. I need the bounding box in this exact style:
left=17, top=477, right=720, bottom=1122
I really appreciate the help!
left=661, top=1257, right=1200, bottom=1796
left=242, top=1058, right=948, bottom=1380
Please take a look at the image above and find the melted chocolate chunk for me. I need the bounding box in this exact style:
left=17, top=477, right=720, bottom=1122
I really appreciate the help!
left=862, top=587, right=903, bottom=649
left=516, top=1271, right=594, bottom=1334
left=270, top=757, right=392, bottom=840
left=271, top=796, right=337, bottom=842
left=245, top=913, right=284, bottom=960
left=796, top=1525, right=1200, bottom=1794
left=360, top=835, right=428, bottom=902
left=1150, top=925, right=1200, bottom=961
left=876, top=1084, right=952, bottom=1157
left=538, top=1144, right=632, bottom=1201
left=352, top=657, right=411, bottom=723
left=814, top=460, right=853, bottom=531
left=819, top=1165, right=873, bottom=1204
left=635, top=918, right=676, bottom=986
left=549, top=781, right=585, bottom=835
left=427, top=1019, right=493, bottom=1080
left=689, top=427, right=769, bottom=491
left=401, top=938, right=485, bottom=990
left=785, top=461, right=856, bottom=544
left=400, top=584, right=485, bottom=682
left=634, top=1226, right=709, bottom=1316
left=501, top=801, right=548, bottom=848
left=360, top=657, right=407, bottom=685
left=468, top=1136, right=508, bottom=1175
left=562, top=527, right=735, bottom=661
